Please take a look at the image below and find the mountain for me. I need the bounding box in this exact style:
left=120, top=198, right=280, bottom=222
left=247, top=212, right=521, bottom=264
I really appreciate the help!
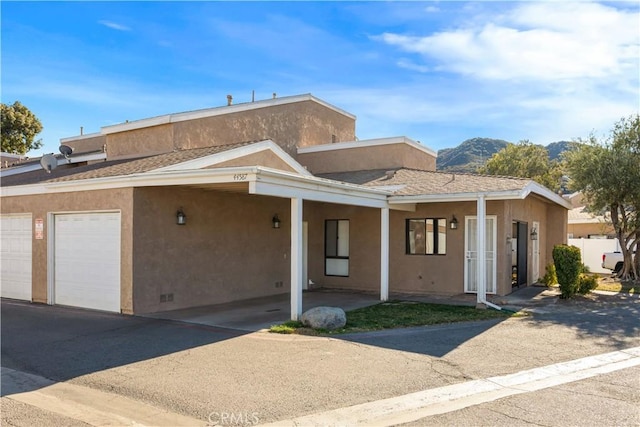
left=546, top=140, right=572, bottom=161
left=436, top=138, right=574, bottom=173
left=436, top=137, right=510, bottom=173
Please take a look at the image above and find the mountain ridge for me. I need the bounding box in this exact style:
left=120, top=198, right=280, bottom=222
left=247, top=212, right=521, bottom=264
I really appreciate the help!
left=435, top=137, right=571, bottom=173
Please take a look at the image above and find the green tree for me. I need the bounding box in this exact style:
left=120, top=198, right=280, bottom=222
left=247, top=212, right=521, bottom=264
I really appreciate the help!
left=565, top=114, right=640, bottom=280
left=1, top=101, right=44, bottom=154
left=478, top=140, right=563, bottom=192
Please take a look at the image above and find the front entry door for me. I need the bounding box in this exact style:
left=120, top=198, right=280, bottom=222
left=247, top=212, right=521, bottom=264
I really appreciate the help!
left=517, top=222, right=528, bottom=287
left=464, top=215, right=497, bottom=294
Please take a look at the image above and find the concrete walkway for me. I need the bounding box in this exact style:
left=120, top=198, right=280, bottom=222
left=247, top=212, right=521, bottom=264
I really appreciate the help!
left=144, top=286, right=561, bottom=331
left=144, top=289, right=381, bottom=331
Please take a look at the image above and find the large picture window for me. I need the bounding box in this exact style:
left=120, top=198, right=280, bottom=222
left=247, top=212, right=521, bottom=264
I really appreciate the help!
left=325, top=219, right=349, bottom=276
left=406, top=218, right=447, bottom=255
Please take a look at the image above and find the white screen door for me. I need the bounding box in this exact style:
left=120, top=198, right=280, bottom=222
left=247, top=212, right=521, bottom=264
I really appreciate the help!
left=464, top=215, right=497, bottom=293
left=532, top=221, right=540, bottom=283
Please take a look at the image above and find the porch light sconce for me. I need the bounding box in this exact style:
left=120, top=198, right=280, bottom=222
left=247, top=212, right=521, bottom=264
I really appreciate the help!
left=176, top=208, right=187, bottom=226
left=530, top=228, right=538, bottom=240
left=450, top=216, right=458, bottom=230
left=272, top=214, right=281, bottom=229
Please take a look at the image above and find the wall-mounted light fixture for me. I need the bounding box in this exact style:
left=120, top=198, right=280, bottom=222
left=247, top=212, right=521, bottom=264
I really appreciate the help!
left=530, top=227, right=538, bottom=240
left=272, top=214, right=281, bottom=229
left=450, top=215, right=458, bottom=230
left=176, top=208, right=187, bottom=226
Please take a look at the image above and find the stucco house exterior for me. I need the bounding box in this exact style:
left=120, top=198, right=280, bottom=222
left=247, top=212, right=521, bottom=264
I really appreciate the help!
left=564, top=192, right=615, bottom=239
left=0, top=94, right=570, bottom=319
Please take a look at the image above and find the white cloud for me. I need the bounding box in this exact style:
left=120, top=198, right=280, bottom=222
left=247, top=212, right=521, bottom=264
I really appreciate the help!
left=376, top=2, right=639, bottom=82
left=396, top=59, right=430, bottom=73
left=98, top=20, right=131, bottom=32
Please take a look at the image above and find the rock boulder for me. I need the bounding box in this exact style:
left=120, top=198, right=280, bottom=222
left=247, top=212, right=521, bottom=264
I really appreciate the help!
left=301, top=306, right=347, bottom=330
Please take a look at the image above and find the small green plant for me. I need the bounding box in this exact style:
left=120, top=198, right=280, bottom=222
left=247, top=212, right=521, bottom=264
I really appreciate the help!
left=269, top=320, right=303, bottom=334
left=541, top=263, right=558, bottom=286
left=577, top=274, right=598, bottom=295
left=552, top=244, right=582, bottom=298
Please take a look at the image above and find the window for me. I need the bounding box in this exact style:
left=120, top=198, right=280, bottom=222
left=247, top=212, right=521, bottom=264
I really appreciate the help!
left=325, top=219, right=349, bottom=276
left=406, top=218, right=447, bottom=255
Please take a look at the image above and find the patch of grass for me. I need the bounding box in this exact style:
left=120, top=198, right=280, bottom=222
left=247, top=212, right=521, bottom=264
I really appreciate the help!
left=596, top=278, right=637, bottom=294
left=336, top=301, right=511, bottom=333
left=268, top=301, right=512, bottom=335
left=269, top=320, right=303, bottom=334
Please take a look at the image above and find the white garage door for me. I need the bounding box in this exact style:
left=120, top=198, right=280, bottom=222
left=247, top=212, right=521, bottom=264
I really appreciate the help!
left=1, top=214, right=32, bottom=301
left=54, top=212, right=121, bottom=312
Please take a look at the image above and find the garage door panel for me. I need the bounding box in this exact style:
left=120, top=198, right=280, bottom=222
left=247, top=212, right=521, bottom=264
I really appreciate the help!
left=54, top=213, right=121, bottom=312
left=1, top=214, right=32, bottom=301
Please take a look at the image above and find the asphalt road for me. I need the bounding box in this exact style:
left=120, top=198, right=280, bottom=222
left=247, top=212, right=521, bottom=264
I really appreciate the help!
left=1, top=293, right=639, bottom=426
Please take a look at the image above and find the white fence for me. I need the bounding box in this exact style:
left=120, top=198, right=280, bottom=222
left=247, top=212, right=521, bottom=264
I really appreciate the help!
left=568, top=238, right=621, bottom=274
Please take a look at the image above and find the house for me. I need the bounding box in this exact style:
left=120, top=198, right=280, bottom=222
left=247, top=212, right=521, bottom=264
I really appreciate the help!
left=0, top=94, right=570, bottom=319
left=564, top=192, right=615, bottom=239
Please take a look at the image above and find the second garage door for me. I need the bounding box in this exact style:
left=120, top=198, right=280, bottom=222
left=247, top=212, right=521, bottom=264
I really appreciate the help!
left=54, top=212, right=121, bottom=312
left=1, top=214, right=32, bottom=301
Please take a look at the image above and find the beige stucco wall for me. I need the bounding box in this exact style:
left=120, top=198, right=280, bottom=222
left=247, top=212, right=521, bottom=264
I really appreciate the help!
left=389, top=201, right=505, bottom=296
left=62, top=134, right=107, bottom=155
left=131, top=187, right=291, bottom=314
left=0, top=189, right=134, bottom=312
left=503, top=198, right=549, bottom=292
left=304, top=200, right=504, bottom=296
left=107, top=124, right=174, bottom=160
left=304, top=196, right=567, bottom=297
left=568, top=222, right=614, bottom=238
left=304, top=202, right=382, bottom=292
left=501, top=197, right=568, bottom=289
left=298, top=144, right=437, bottom=174
left=208, top=151, right=298, bottom=173
left=105, top=100, right=355, bottom=160
left=546, top=203, right=569, bottom=267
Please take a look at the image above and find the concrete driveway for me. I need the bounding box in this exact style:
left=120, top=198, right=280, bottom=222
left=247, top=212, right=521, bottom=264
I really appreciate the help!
left=2, top=289, right=638, bottom=426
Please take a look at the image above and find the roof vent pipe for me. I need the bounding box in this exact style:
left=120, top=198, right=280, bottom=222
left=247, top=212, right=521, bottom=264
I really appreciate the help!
left=227, top=94, right=233, bottom=106
left=273, top=92, right=277, bottom=99
left=80, top=126, right=84, bottom=135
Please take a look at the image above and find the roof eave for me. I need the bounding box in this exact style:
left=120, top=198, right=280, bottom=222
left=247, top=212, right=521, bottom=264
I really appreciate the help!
left=389, top=182, right=572, bottom=209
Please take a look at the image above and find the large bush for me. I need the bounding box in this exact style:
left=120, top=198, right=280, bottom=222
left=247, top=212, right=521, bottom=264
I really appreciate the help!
left=552, top=245, right=582, bottom=298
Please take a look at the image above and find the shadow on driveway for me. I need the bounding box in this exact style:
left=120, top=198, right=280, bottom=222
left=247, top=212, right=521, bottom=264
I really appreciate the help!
left=523, top=293, right=640, bottom=348
left=337, top=292, right=640, bottom=357
left=1, top=300, right=246, bottom=396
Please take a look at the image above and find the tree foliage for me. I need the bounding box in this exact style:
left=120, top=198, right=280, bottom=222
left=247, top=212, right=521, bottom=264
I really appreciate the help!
left=1, top=101, right=43, bottom=154
left=477, top=140, right=563, bottom=192
left=565, top=114, right=640, bottom=280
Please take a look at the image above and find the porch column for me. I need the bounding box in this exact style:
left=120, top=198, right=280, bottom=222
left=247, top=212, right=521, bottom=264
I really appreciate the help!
left=476, top=195, right=487, bottom=305
left=290, top=197, right=303, bottom=320
left=380, top=207, right=389, bottom=301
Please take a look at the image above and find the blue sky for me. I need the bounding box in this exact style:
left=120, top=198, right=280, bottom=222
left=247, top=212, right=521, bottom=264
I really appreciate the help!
left=2, top=1, right=639, bottom=156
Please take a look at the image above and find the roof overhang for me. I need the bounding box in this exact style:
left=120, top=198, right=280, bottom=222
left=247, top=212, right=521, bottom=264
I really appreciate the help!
left=388, top=181, right=572, bottom=209
left=1, top=166, right=417, bottom=210
left=298, top=136, right=437, bottom=158
left=0, top=152, right=107, bottom=178
left=150, top=140, right=312, bottom=177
